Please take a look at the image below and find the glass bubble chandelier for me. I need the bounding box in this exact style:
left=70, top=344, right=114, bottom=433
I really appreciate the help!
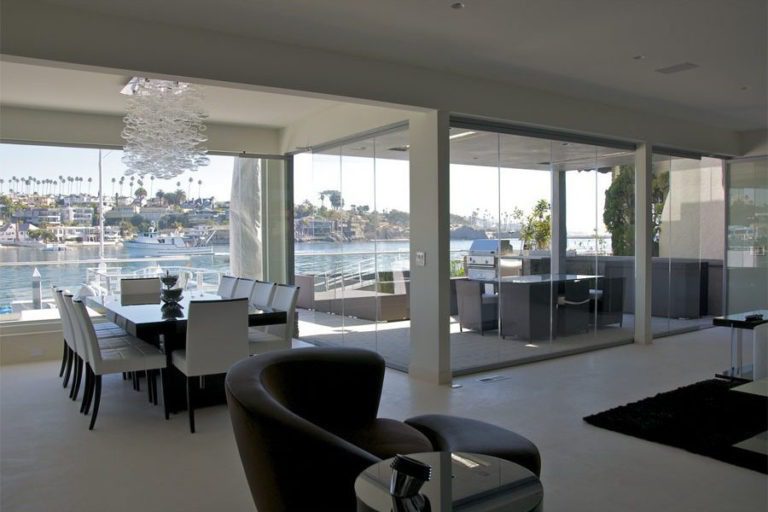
left=121, top=78, right=210, bottom=179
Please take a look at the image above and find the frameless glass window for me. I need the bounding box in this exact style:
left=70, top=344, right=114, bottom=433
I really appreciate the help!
left=0, top=142, right=274, bottom=322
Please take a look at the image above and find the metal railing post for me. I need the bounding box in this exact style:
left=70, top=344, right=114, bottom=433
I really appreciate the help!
left=32, top=268, right=42, bottom=309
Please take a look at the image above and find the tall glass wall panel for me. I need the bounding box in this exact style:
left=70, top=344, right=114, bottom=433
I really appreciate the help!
left=448, top=127, right=635, bottom=374
left=726, top=158, right=768, bottom=313
left=651, top=154, right=725, bottom=336
left=292, top=127, right=410, bottom=370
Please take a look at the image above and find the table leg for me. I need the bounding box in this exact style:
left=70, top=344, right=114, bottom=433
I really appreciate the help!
left=754, top=326, right=767, bottom=380
left=736, top=329, right=743, bottom=377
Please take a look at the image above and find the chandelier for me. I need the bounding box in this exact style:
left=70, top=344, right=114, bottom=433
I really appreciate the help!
left=121, top=78, right=209, bottom=179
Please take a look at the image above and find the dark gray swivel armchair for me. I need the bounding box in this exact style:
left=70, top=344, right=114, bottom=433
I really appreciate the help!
left=226, top=348, right=541, bottom=512
left=455, top=279, right=498, bottom=335
left=225, top=348, right=433, bottom=511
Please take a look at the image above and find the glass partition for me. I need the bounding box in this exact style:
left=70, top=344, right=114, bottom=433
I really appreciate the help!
left=651, top=154, right=725, bottom=336
left=292, top=127, right=410, bottom=370
left=448, top=127, right=636, bottom=374
left=726, top=158, right=768, bottom=313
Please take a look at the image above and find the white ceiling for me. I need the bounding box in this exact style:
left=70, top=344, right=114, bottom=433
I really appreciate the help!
left=28, top=0, right=768, bottom=131
left=0, top=61, right=341, bottom=128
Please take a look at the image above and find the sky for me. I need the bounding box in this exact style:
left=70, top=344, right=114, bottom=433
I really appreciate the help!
left=0, top=143, right=235, bottom=201
left=1, top=143, right=613, bottom=235
left=293, top=152, right=613, bottom=235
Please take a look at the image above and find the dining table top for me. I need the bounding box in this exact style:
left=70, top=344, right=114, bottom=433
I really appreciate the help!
left=86, top=293, right=287, bottom=328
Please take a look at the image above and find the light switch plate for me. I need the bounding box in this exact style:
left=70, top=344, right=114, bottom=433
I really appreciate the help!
left=416, top=251, right=426, bottom=266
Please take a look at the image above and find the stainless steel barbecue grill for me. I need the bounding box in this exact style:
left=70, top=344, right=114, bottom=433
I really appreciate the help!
left=466, top=239, right=519, bottom=281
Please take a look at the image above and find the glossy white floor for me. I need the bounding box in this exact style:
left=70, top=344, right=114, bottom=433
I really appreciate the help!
left=1, top=329, right=765, bottom=512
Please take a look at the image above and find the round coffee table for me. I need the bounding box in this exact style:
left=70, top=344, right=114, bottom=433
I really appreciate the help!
left=355, top=451, right=543, bottom=512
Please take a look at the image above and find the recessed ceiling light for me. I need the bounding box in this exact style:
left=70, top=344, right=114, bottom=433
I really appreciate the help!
left=449, top=130, right=476, bottom=141
left=632, top=55, right=646, bottom=60
left=655, top=62, right=699, bottom=74
left=451, top=2, right=465, bottom=9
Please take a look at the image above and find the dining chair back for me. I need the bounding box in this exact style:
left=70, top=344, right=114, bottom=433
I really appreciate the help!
left=120, top=277, right=160, bottom=302
left=232, top=278, right=256, bottom=300
left=184, top=298, right=250, bottom=376
left=250, top=281, right=276, bottom=308
left=53, top=288, right=77, bottom=385
left=53, top=288, right=76, bottom=353
left=217, top=275, right=237, bottom=298
left=264, top=285, right=299, bottom=341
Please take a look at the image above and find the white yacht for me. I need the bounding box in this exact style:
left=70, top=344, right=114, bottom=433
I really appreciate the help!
left=123, top=228, right=213, bottom=255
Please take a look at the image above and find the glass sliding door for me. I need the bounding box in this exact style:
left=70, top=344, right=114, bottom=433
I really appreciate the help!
left=448, top=125, right=636, bottom=375
left=292, top=126, right=410, bottom=369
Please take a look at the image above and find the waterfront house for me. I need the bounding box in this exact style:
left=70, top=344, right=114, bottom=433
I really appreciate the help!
left=0, top=2, right=765, bottom=512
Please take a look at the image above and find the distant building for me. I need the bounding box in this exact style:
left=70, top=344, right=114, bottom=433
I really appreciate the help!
left=187, top=209, right=220, bottom=225
left=104, top=205, right=140, bottom=221
left=294, top=216, right=336, bottom=240
left=12, top=208, right=61, bottom=226
left=60, top=206, right=94, bottom=226
left=0, top=223, right=18, bottom=242
left=138, top=206, right=172, bottom=222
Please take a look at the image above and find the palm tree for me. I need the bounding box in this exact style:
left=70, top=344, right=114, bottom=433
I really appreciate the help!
left=87, top=177, right=93, bottom=196
left=197, top=179, right=202, bottom=199
left=0, top=178, right=4, bottom=193
left=129, top=177, right=135, bottom=196
left=111, top=177, right=116, bottom=196
left=188, top=177, right=193, bottom=198
left=150, top=175, right=155, bottom=196
left=67, top=176, right=73, bottom=195
left=59, top=176, right=65, bottom=195
left=119, top=177, right=125, bottom=196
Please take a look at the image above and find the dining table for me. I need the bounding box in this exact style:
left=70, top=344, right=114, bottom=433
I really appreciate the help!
left=86, top=292, right=287, bottom=412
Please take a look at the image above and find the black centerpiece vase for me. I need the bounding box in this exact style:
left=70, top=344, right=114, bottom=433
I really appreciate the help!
left=160, top=272, right=183, bottom=305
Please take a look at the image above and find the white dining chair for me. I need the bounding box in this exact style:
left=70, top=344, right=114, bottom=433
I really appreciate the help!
left=53, top=287, right=77, bottom=387
left=171, top=297, right=249, bottom=432
left=248, top=284, right=299, bottom=356
left=70, top=298, right=167, bottom=430
left=217, top=275, right=237, bottom=298
left=232, top=278, right=256, bottom=300
left=61, top=292, right=135, bottom=405
left=55, top=288, right=125, bottom=392
left=250, top=281, right=276, bottom=309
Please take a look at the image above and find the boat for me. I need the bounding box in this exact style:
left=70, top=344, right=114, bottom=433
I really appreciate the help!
left=42, top=243, right=67, bottom=251
left=123, top=228, right=214, bottom=255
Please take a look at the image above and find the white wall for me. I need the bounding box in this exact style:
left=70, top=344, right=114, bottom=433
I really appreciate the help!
left=0, top=106, right=281, bottom=154
left=0, top=0, right=743, bottom=156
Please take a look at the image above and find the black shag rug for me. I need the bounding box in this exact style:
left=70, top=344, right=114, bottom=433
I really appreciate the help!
left=584, top=379, right=767, bottom=474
